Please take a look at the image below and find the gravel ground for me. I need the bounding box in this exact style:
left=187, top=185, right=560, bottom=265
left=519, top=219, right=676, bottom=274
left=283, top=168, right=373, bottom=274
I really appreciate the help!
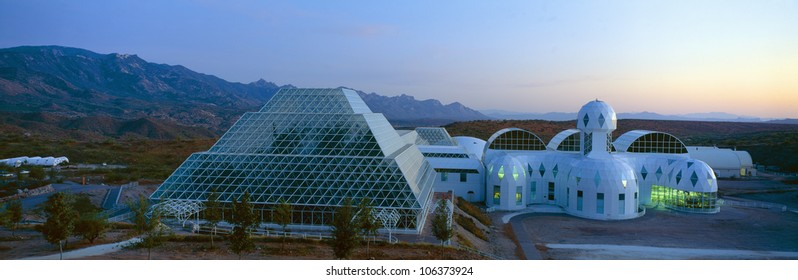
left=509, top=173, right=798, bottom=259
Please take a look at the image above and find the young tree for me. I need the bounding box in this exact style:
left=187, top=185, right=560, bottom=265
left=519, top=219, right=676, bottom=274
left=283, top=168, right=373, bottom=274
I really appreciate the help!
left=228, top=192, right=257, bottom=259
left=203, top=188, right=222, bottom=247
left=2, top=199, right=24, bottom=236
left=41, top=193, right=78, bottom=260
left=356, top=197, right=381, bottom=259
left=129, top=196, right=151, bottom=234
left=74, top=212, right=108, bottom=243
left=273, top=199, right=292, bottom=250
left=129, top=195, right=165, bottom=259
left=140, top=207, right=167, bottom=260
left=70, top=194, right=98, bottom=214
left=431, top=199, right=453, bottom=246
left=330, top=198, right=359, bottom=259
left=28, top=166, right=46, bottom=181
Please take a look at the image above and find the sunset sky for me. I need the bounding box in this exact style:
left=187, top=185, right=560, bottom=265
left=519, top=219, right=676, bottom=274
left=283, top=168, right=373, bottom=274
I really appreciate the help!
left=1, top=0, right=796, bottom=118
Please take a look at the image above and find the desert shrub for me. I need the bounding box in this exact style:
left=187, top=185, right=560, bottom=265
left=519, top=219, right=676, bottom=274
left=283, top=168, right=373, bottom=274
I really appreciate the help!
left=454, top=213, right=488, bottom=241
left=455, top=232, right=474, bottom=249
left=109, top=222, right=136, bottom=230
left=455, top=197, right=491, bottom=226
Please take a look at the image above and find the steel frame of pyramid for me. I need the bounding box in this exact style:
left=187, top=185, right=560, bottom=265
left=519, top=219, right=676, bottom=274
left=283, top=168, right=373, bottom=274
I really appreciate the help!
left=151, top=88, right=436, bottom=233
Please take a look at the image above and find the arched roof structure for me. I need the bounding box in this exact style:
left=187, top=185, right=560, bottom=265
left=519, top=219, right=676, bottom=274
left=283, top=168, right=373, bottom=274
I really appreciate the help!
left=547, top=129, right=581, bottom=152
left=483, top=128, right=546, bottom=160
left=614, top=130, right=687, bottom=154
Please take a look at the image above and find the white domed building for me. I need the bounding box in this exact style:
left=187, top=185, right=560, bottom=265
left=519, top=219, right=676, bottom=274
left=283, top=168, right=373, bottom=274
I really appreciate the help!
left=412, top=99, right=720, bottom=220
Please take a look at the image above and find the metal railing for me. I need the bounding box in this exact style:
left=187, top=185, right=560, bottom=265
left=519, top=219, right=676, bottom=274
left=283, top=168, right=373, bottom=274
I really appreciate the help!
left=721, top=199, right=787, bottom=211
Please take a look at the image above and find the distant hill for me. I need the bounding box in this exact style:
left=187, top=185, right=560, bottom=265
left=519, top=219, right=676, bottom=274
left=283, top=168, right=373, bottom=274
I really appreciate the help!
left=481, top=109, right=765, bottom=123
left=356, top=91, right=489, bottom=126
left=767, top=119, right=798, bottom=125
left=445, top=119, right=798, bottom=144
left=0, top=112, right=216, bottom=140
left=0, top=45, right=490, bottom=139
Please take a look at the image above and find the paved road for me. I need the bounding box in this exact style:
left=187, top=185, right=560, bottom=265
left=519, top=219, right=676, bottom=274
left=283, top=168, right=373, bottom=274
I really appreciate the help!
left=21, top=237, right=142, bottom=260
left=19, top=182, right=119, bottom=211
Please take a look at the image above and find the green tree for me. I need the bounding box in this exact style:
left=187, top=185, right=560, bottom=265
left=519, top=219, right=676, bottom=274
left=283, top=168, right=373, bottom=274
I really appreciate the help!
left=1, top=199, right=24, bottom=236
left=356, top=197, right=381, bottom=259
left=129, top=196, right=166, bottom=259
left=28, top=166, right=46, bottom=181
left=273, top=199, right=292, bottom=250
left=74, top=212, right=108, bottom=243
left=41, top=193, right=78, bottom=260
left=431, top=199, right=453, bottom=246
left=228, top=192, right=257, bottom=259
left=330, top=198, right=359, bottom=259
left=203, top=188, right=223, bottom=247
left=70, top=193, right=98, bottom=214
left=140, top=207, right=167, bottom=260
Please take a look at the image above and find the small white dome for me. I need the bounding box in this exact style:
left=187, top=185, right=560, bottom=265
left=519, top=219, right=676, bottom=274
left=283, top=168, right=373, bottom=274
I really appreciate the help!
left=453, top=136, right=486, bottom=159
left=568, top=158, right=637, bottom=194
left=666, top=159, right=718, bottom=192
left=486, top=155, right=527, bottom=184
left=577, top=100, right=617, bottom=131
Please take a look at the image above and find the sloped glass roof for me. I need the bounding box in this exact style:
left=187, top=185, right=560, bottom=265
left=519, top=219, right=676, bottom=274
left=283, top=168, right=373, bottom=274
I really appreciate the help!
left=415, top=127, right=457, bottom=146
left=151, top=88, right=435, bottom=231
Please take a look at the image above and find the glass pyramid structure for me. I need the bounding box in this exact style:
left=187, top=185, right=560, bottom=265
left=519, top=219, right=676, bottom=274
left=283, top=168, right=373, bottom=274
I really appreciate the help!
left=151, top=88, right=436, bottom=233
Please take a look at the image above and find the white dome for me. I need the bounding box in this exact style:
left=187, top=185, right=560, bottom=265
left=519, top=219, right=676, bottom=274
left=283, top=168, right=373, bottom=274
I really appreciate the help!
left=577, top=100, right=617, bottom=131
left=568, top=158, right=637, bottom=194
left=666, top=159, right=718, bottom=192
left=486, top=156, right=527, bottom=184
left=453, top=136, right=486, bottom=159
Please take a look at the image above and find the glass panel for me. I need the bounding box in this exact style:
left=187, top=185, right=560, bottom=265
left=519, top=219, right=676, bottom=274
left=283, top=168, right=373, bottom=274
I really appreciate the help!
left=619, top=193, right=626, bottom=215
left=493, top=185, right=501, bottom=205
left=597, top=193, right=604, bottom=214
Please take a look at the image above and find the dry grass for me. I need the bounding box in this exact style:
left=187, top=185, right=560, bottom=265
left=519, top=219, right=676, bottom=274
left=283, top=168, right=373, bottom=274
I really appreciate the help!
left=455, top=197, right=492, bottom=226
left=454, top=213, right=488, bottom=241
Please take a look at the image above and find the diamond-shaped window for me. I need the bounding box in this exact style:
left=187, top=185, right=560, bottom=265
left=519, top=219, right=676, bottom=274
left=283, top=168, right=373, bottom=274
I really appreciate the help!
left=676, top=170, right=682, bottom=184
left=583, top=114, right=589, bottom=127
left=690, top=171, right=698, bottom=187
left=498, top=166, right=505, bottom=180
left=553, top=164, right=559, bottom=178
left=539, top=163, right=546, bottom=177
left=528, top=164, right=534, bottom=177
left=641, top=166, right=648, bottom=180
left=513, top=166, right=519, bottom=181
left=655, top=166, right=663, bottom=180
left=598, top=113, right=606, bottom=127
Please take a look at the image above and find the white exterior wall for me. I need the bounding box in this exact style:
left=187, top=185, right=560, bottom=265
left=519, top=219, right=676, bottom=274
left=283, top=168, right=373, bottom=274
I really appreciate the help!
left=433, top=170, right=484, bottom=202
left=485, top=156, right=528, bottom=211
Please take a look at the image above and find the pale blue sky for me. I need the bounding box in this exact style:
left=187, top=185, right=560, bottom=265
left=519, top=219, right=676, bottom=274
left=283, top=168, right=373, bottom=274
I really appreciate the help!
left=1, top=0, right=796, bottom=117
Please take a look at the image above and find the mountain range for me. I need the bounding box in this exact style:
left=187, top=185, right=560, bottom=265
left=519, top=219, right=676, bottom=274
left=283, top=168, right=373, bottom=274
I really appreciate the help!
left=481, top=109, right=782, bottom=123
left=0, top=45, right=489, bottom=139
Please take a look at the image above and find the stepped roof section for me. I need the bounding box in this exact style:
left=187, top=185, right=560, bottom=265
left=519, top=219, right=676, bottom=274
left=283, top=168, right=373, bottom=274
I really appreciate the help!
left=151, top=88, right=435, bottom=231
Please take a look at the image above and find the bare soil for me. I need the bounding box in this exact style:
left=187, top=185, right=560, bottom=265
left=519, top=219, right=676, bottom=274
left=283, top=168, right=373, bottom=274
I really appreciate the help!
left=77, top=236, right=484, bottom=260
left=507, top=173, right=798, bottom=259
left=0, top=225, right=135, bottom=259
